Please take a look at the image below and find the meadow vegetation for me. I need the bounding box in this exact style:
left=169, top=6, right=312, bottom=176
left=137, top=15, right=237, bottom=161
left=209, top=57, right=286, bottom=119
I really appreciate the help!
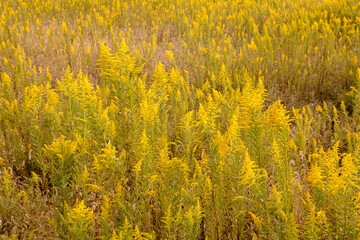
left=0, top=0, right=360, bottom=239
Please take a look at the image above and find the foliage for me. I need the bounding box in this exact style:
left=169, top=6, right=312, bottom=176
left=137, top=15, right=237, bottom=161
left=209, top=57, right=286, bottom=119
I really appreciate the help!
left=0, top=0, right=360, bottom=239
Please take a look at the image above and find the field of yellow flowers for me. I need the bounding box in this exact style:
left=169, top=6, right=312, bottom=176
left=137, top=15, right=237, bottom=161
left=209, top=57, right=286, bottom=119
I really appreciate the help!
left=1, top=0, right=360, bottom=239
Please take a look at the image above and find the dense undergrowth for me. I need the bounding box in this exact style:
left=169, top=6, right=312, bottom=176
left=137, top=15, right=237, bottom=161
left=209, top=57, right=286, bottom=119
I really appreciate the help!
left=1, top=0, right=360, bottom=239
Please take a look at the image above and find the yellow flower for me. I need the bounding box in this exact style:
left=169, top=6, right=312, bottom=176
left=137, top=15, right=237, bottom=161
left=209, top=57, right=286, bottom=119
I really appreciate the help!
left=166, top=50, right=175, bottom=62
left=65, top=200, right=94, bottom=238
left=306, top=162, right=325, bottom=190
